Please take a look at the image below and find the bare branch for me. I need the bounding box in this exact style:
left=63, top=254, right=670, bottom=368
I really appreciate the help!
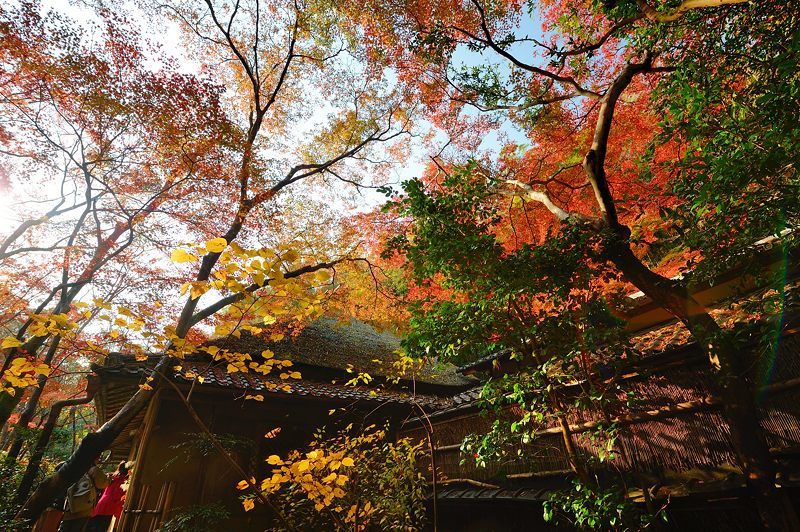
left=457, top=0, right=601, bottom=99
left=500, top=179, right=572, bottom=221
left=204, top=0, right=260, bottom=104
left=558, top=16, right=642, bottom=57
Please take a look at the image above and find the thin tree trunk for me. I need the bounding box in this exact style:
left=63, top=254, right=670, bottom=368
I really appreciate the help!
left=426, top=431, right=438, bottom=532
left=554, top=404, right=590, bottom=484
left=6, top=339, right=62, bottom=460
left=14, top=385, right=97, bottom=504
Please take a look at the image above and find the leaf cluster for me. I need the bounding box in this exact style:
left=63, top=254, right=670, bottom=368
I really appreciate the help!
left=651, top=1, right=800, bottom=279
left=252, top=424, right=427, bottom=531
left=543, top=478, right=655, bottom=531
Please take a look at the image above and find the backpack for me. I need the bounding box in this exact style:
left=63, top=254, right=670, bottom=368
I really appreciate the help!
left=65, top=471, right=97, bottom=516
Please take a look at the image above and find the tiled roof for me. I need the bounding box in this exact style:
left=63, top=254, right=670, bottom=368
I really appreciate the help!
left=457, top=349, right=511, bottom=373
left=436, top=486, right=553, bottom=502
left=425, top=387, right=483, bottom=419
left=630, top=279, right=800, bottom=354
left=459, top=280, right=800, bottom=373
left=96, top=357, right=448, bottom=409
left=438, top=281, right=800, bottom=419
left=98, top=283, right=800, bottom=420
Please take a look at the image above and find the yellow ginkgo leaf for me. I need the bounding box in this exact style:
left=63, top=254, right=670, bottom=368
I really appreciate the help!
left=205, top=237, right=228, bottom=253
left=171, top=249, right=198, bottom=263
left=242, top=498, right=255, bottom=512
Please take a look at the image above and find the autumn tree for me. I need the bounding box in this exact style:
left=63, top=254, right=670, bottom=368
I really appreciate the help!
left=372, top=0, right=799, bottom=528
left=0, top=0, right=234, bottom=454
left=1, top=0, right=415, bottom=522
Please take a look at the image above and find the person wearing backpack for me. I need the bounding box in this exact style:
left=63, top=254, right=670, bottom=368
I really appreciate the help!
left=58, top=460, right=108, bottom=532
left=87, top=461, right=129, bottom=532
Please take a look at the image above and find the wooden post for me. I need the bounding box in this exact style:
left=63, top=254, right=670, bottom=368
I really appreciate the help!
left=117, top=389, right=161, bottom=532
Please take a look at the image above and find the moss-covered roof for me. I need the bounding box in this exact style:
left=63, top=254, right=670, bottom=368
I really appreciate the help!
left=208, top=317, right=474, bottom=388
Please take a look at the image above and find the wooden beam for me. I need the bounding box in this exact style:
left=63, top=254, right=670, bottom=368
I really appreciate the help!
left=432, top=377, right=800, bottom=453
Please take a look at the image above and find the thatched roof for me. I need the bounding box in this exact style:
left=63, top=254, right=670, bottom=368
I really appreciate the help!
left=207, top=316, right=474, bottom=388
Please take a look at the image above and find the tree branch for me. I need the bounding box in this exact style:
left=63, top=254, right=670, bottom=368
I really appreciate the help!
left=500, top=179, right=572, bottom=221
left=458, top=0, right=600, bottom=99
left=636, top=0, right=749, bottom=23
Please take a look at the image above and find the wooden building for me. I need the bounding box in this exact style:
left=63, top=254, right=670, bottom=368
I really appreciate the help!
left=398, top=273, right=800, bottom=531
left=94, top=257, right=800, bottom=531
left=93, top=318, right=473, bottom=531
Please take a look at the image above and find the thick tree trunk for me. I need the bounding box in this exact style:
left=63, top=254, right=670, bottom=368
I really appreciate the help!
left=607, top=238, right=800, bottom=530
left=15, top=355, right=171, bottom=524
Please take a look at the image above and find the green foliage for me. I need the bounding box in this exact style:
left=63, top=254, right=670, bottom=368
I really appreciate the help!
left=387, top=1, right=798, bottom=530
left=158, top=502, right=231, bottom=532
left=385, top=161, right=648, bottom=524
left=385, top=164, right=627, bottom=365
left=0, top=454, right=26, bottom=530
left=48, top=405, right=96, bottom=462
left=453, top=64, right=510, bottom=109
left=543, top=479, right=655, bottom=531
left=653, top=2, right=800, bottom=279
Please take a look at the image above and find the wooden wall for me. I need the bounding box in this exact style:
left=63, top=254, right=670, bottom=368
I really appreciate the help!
left=114, top=389, right=348, bottom=531
left=401, top=335, right=800, bottom=483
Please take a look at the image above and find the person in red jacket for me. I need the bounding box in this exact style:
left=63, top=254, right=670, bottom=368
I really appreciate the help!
left=87, top=461, right=129, bottom=532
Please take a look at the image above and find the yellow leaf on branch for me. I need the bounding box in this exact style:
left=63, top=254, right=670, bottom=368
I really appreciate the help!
left=171, top=248, right=198, bottom=263
left=205, top=237, right=228, bottom=253
left=1, top=337, right=23, bottom=348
